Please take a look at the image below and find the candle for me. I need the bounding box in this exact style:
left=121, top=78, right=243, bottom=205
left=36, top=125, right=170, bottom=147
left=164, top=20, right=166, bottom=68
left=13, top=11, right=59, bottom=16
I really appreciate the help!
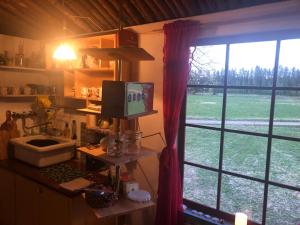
left=235, top=212, right=248, bottom=225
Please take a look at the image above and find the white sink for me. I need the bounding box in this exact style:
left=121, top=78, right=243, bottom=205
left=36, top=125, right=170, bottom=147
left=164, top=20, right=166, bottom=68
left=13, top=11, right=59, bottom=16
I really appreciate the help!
left=10, top=135, right=76, bottom=167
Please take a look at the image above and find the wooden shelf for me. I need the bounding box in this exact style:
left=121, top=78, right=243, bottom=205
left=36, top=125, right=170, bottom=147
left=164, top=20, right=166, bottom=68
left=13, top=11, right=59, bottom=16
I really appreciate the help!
left=64, top=96, right=102, bottom=103
left=76, top=108, right=101, bottom=115
left=0, top=65, right=47, bottom=73
left=79, top=47, right=155, bottom=61
left=91, top=197, right=154, bottom=219
left=0, top=95, right=37, bottom=98
left=86, top=126, right=112, bottom=135
left=77, top=146, right=157, bottom=166
left=121, top=110, right=158, bottom=120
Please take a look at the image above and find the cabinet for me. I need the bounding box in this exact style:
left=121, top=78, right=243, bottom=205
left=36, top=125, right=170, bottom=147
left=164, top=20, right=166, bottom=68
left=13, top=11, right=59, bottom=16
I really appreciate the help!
left=0, top=169, right=15, bottom=225
left=15, top=175, right=70, bottom=225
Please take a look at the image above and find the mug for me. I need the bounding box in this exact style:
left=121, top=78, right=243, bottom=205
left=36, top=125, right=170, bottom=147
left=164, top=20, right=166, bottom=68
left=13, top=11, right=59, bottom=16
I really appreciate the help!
left=80, top=87, right=88, bottom=97
left=24, top=87, right=31, bottom=95
left=0, top=87, right=7, bottom=96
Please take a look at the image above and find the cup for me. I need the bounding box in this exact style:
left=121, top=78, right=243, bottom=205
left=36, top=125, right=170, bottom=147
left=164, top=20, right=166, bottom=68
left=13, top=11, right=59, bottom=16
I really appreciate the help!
left=12, top=87, right=19, bottom=95
left=80, top=87, right=88, bottom=98
left=0, top=87, right=7, bottom=96
left=24, top=87, right=31, bottom=95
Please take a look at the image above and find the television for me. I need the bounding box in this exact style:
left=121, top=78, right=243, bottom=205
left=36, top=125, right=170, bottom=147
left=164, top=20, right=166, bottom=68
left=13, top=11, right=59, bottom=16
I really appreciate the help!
left=101, top=81, right=154, bottom=118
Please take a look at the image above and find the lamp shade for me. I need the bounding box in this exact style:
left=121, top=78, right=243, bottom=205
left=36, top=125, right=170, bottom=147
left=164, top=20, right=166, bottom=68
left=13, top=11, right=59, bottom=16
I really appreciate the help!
left=52, top=43, right=77, bottom=61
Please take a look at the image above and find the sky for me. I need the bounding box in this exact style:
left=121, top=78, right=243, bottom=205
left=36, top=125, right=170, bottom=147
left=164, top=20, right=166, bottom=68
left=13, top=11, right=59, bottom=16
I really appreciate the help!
left=192, top=39, right=300, bottom=71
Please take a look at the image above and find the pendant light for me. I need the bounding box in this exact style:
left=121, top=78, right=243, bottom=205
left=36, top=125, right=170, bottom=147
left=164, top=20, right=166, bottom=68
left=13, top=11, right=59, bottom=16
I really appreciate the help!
left=52, top=0, right=76, bottom=61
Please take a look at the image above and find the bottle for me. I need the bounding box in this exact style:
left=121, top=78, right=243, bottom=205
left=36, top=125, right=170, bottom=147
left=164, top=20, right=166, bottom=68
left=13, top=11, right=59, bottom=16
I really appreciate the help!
left=71, top=120, right=77, bottom=140
left=63, top=122, right=70, bottom=138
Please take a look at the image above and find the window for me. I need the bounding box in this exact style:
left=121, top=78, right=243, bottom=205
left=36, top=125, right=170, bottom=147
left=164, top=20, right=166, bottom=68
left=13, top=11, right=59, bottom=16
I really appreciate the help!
left=180, top=35, right=300, bottom=225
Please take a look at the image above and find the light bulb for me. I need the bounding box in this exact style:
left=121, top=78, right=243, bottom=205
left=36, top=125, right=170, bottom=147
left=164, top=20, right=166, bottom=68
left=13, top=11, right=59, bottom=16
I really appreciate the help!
left=52, top=43, right=77, bottom=61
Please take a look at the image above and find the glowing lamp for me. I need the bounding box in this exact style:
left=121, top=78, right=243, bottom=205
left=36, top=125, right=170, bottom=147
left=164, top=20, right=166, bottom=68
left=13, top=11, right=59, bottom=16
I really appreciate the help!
left=235, top=212, right=247, bottom=225
left=52, top=43, right=77, bottom=61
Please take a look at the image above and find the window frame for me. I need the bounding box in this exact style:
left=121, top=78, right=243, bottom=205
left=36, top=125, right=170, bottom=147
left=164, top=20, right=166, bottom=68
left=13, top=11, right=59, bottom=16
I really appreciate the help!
left=178, top=29, right=300, bottom=225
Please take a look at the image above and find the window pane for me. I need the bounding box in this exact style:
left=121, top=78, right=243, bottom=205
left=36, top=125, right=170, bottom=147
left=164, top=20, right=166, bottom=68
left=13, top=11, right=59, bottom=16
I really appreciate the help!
left=183, top=165, right=218, bottom=208
left=226, top=90, right=271, bottom=133
left=270, top=139, right=300, bottom=187
left=221, top=175, right=264, bottom=223
left=186, top=89, right=223, bottom=128
left=228, top=41, right=276, bottom=86
left=185, top=128, right=220, bottom=168
left=277, top=39, right=300, bottom=87
left=189, top=45, right=226, bottom=85
left=273, top=91, right=300, bottom=138
left=223, top=133, right=267, bottom=179
left=267, top=186, right=300, bottom=225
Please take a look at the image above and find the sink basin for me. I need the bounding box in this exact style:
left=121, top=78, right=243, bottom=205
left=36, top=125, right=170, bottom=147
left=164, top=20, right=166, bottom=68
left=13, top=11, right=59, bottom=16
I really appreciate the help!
left=10, top=135, right=76, bottom=167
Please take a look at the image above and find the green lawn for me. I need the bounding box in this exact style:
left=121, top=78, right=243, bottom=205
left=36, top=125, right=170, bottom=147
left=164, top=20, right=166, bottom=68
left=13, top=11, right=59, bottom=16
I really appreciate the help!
left=186, top=93, right=300, bottom=120
left=183, top=94, right=300, bottom=225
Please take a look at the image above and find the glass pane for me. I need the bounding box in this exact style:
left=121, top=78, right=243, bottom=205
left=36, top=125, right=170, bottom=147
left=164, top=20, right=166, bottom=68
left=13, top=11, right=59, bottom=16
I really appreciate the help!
left=185, top=127, right=220, bottom=168
left=273, top=91, right=300, bottom=138
left=267, top=186, right=300, bottom=225
left=223, top=133, right=267, bottom=178
left=277, top=39, right=300, bottom=87
left=221, top=175, right=264, bottom=223
left=189, top=45, right=226, bottom=85
left=183, top=165, right=218, bottom=208
left=228, top=41, right=276, bottom=86
left=186, top=89, right=223, bottom=128
left=270, top=139, right=300, bottom=187
left=225, top=90, right=271, bottom=133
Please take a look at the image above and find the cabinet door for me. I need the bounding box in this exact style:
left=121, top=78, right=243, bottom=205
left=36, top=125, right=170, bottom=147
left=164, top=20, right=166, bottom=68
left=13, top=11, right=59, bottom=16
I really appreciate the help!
left=0, top=169, right=15, bottom=225
left=38, top=185, right=71, bottom=225
left=15, top=175, right=39, bottom=225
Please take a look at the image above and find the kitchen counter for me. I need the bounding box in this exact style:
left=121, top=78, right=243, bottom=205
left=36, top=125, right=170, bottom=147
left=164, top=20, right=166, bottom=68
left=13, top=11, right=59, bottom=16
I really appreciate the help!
left=0, top=158, right=104, bottom=197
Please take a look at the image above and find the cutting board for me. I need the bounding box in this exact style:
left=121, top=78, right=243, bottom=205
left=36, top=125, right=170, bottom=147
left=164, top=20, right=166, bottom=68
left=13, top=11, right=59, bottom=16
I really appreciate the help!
left=0, top=129, right=20, bottom=160
left=0, top=130, right=10, bottom=160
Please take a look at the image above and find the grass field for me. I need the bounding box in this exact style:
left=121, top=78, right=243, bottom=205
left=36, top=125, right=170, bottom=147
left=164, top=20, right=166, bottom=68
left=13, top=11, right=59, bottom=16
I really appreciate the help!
left=183, top=93, right=300, bottom=225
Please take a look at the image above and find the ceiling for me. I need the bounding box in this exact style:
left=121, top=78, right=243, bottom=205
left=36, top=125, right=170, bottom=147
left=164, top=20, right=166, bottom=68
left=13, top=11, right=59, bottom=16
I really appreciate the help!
left=0, top=0, right=285, bottom=40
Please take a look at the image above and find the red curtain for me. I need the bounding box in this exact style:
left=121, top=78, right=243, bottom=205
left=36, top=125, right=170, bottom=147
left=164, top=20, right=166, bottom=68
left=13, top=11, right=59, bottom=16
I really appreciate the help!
left=155, top=20, right=199, bottom=225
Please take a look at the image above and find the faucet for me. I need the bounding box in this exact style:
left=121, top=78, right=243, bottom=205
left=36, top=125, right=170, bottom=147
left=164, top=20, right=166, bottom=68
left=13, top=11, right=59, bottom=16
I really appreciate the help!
left=11, top=111, right=49, bottom=136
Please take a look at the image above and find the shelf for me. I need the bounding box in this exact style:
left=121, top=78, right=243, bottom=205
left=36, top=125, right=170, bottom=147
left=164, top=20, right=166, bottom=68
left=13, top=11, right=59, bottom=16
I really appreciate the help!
left=0, top=65, right=64, bottom=74
left=122, top=110, right=158, bottom=120
left=75, top=68, right=114, bottom=74
left=90, top=197, right=154, bottom=219
left=0, top=65, right=46, bottom=73
left=0, top=95, right=37, bottom=98
left=77, top=146, right=157, bottom=166
left=79, top=47, right=155, bottom=61
left=64, top=96, right=102, bottom=103
left=86, top=126, right=112, bottom=135
left=76, top=108, right=101, bottom=115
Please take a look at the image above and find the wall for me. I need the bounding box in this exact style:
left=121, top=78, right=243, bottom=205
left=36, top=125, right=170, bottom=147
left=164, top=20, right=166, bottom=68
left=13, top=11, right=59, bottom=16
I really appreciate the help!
left=130, top=0, right=300, bottom=224
left=0, top=34, right=47, bottom=133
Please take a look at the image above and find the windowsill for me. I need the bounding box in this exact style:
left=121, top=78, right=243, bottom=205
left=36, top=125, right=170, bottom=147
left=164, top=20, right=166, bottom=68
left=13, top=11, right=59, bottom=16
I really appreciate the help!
left=184, top=208, right=232, bottom=225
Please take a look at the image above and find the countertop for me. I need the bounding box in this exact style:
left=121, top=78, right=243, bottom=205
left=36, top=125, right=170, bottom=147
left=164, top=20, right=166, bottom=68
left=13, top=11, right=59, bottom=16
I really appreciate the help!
left=0, top=158, right=106, bottom=197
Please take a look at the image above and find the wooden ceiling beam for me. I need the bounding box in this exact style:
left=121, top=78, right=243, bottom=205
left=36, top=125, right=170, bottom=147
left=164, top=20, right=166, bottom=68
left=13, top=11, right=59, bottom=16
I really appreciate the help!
left=108, top=0, right=136, bottom=26
left=98, top=0, right=122, bottom=26
left=123, top=0, right=146, bottom=25
left=93, top=0, right=119, bottom=28
left=87, top=0, right=116, bottom=29
left=180, top=0, right=197, bottom=15
left=32, top=0, right=84, bottom=34
left=129, top=0, right=155, bottom=23
left=69, top=0, right=108, bottom=31
left=164, top=0, right=179, bottom=18
left=46, top=0, right=92, bottom=34
left=0, top=2, right=44, bottom=34
left=153, top=0, right=173, bottom=20
left=172, top=0, right=187, bottom=18
left=144, top=0, right=165, bottom=21
left=64, top=2, right=97, bottom=32
left=0, top=6, right=41, bottom=39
